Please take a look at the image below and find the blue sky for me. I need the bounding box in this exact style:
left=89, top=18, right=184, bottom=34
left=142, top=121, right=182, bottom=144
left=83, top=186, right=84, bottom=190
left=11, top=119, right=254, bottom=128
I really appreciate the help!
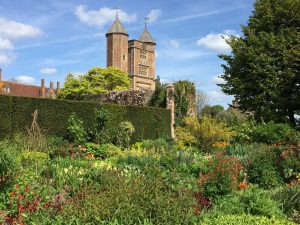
left=0, top=0, right=255, bottom=107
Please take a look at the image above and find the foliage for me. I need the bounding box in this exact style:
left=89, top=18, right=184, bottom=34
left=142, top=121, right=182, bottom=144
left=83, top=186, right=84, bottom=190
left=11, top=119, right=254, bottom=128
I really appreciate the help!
left=0, top=95, right=171, bottom=142
left=245, top=145, right=282, bottom=188
left=67, top=113, right=87, bottom=145
left=174, top=80, right=196, bottom=126
left=251, top=122, right=299, bottom=144
left=272, top=183, right=300, bottom=218
left=149, top=76, right=167, bottom=108
left=176, top=116, right=234, bottom=152
left=57, top=67, right=131, bottom=100
left=200, top=214, right=295, bottom=225
left=215, top=110, right=246, bottom=127
left=198, top=151, right=242, bottom=198
left=219, top=0, right=300, bottom=125
left=115, top=121, right=135, bottom=147
left=0, top=144, right=20, bottom=190
left=18, top=151, right=49, bottom=169
left=212, top=185, right=285, bottom=218
left=201, top=105, right=224, bottom=118
left=57, top=167, right=197, bottom=224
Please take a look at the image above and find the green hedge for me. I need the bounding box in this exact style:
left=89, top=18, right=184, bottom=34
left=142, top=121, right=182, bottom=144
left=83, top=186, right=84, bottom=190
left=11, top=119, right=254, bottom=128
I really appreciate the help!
left=0, top=95, right=171, bottom=142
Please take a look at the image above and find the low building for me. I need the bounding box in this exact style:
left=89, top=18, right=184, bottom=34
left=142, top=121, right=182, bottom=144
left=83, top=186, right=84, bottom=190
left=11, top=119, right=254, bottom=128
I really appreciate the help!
left=0, top=69, right=60, bottom=98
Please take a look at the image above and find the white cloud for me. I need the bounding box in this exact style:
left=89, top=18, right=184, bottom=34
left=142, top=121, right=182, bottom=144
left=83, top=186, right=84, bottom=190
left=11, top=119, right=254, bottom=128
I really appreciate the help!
left=207, top=91, right=227, bottom=101
left=0, top=37, right=14, bottom=50
left=212, top=75, right=225, bottom=84
left=169, top=40, right=180, bottom=48
left=0, top=17, right=41, bottom=39
left=15, top=76, right=35, bottom=84
left=39, top=67, right=57, bottom=75
left=75, top=5, right=136, bottom=28
left=0, top=54, right=16, bottom=65
left=147, top=9, right=162, bottom=23
left=197, top=30, right=239, bottom=52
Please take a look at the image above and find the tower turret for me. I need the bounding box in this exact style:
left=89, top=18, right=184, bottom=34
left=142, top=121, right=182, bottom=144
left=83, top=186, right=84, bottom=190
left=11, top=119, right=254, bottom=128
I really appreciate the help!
left=106, top=13, right=129, bottom=73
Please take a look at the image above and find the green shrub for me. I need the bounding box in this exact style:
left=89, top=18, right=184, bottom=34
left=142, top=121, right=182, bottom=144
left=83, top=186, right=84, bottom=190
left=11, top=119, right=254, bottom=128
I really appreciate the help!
left=139, top=138, right=170, bottom=153
left=272, top=184, right=300, bottom=217
left=251, top=122, right=299, bottom=144
left=46, top=136, right=69, bottom=158
left=212, top=185, right=284, bottom=218
left=67, top=113, right=87, bottom=144
left=200, top=214, right=295, bottom=225
left=115, top=121, right=135, bottom=147
left=0, top=95, right=171, bottom=142
left=0, top=143, right=20, bottom=189
left=245, top=145, right=282, bottom=188
left=18, top=150, right=49, bottom=168
left=198, top=151, right=242, bottom=198
left=57, top=167, right=197, bottom=224
left=176, top=116, right=234, bottom=152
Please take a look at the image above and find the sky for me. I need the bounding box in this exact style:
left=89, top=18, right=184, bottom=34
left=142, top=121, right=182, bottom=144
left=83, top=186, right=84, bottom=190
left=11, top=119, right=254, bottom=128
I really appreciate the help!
left=0, top=0, right=255, bottom=108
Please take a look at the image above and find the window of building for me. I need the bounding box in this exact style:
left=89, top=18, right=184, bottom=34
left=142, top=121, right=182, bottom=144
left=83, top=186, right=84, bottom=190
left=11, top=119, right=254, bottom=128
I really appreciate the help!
left=140, top=50, right=147, bottom=59
left=139, top=65, right=148, bottom=76
left=2, top=86, right=10, bottom=93
left=123, top=55, right=126, bottom=61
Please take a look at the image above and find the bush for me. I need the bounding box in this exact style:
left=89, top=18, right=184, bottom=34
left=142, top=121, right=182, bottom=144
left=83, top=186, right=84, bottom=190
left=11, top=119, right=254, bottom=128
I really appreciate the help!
left=115, top=121, right=135, bottom=147
left=251, top=122, right=299, bottom=144
left=198, top=151, right=242, bottom=198
left=0, top=95, right=171, bottom=142
left=272, top=184, right=300, bottom=218
left=67, top=113, right=87, bottom=144
left=18, top=151, right=49, bottom=168
left=200, top=214, right=295, bottom=225
left=176, top=116, right=234, bottom=152
left=245, top=145, right=282, bottom=188
left=57, top=167, right=197, bottom=224
left=0, top=143, right=20, bottom=189
left=212, top=185, right=284, bottom=218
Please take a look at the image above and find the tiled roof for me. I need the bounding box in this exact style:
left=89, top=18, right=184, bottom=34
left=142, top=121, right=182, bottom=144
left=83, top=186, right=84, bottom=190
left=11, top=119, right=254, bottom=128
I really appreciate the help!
left=0, top=81, right=50, bottom=97
left=139, top=28, right=155, bottom=44
left=106, top=18, right=128, bottom=35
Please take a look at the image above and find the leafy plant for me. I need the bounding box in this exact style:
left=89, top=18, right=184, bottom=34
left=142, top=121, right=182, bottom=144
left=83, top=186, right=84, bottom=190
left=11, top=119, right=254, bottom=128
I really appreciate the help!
left=198, top=151, right=242, bottom=198
left=176, top=116, right=234, bottom=152
left=115, top=121, right=135, bottom=147
left=67, top=113, right=87, bottom=145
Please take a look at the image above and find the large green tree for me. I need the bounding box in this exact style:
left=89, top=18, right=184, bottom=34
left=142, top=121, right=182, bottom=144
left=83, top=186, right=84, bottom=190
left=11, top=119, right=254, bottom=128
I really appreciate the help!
left=58, top=67, right=131, bottom=100
left=219, top=0, right=300, bottom=125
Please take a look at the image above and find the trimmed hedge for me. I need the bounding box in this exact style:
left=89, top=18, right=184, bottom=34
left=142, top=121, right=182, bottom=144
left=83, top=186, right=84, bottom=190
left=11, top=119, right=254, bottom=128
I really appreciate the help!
left=0, top=95, right=171, bottom=142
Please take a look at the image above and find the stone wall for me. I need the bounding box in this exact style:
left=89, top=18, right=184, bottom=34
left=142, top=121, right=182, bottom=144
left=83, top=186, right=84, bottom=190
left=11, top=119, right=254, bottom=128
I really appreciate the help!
left=87, top=89, right=154, bottom=106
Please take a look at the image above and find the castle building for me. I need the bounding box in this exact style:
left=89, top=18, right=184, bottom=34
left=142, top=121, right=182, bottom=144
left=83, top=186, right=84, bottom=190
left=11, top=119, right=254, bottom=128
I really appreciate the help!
left=106, top=16, right=156, bottom=91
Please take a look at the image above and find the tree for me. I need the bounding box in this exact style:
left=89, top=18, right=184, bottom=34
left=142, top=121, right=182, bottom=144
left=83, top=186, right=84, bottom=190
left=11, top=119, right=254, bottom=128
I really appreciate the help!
left=219, top=0, right=300, bottom=125
left=196, top=91, right=209, bottom=117
left=149, top=76, right=167, bottom=108
left=58, top=67, right=131, bottom=100
left=201, top=105, right=224, bottom=118
left=174, top=80, right=196, bottom=126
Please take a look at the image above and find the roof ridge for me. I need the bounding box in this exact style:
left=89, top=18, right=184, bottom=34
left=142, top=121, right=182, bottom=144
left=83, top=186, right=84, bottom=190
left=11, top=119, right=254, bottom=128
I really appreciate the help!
left=106, top=18, right=128, bottom=35
left=139, top=28, right=156, bottom=44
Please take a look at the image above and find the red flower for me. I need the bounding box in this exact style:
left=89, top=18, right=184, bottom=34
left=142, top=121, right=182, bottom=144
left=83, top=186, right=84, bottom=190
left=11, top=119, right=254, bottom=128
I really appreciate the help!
left=10, top=191, right=15, bottom=197
left=17, top=194, right=22, bottom=200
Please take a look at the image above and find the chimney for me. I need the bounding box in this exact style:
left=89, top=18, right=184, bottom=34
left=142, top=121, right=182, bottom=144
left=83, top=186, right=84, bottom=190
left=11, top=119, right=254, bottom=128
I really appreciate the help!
left=0, top=68, right=2, bottom=81
left=41, top=79, right=45, bottom=98
left=50, top=81, right=54, bottom=90
left=56, top=81, right=61, bottom=93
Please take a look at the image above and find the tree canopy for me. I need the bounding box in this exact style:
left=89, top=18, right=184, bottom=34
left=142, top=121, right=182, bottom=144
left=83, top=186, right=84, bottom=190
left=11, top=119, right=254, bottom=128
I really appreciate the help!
left=58, top=67, right=131, bottom=100
left=219, top=0, right=300, bottom=125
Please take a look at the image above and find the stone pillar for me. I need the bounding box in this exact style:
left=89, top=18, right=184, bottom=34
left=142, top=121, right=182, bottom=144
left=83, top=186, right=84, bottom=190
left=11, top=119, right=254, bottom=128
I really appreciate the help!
left=166, top=84, right=175, bottom=139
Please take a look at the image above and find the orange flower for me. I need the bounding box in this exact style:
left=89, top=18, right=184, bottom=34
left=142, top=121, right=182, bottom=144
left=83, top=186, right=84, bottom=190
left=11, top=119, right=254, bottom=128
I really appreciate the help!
left=239, top=181, right=248, bottom=189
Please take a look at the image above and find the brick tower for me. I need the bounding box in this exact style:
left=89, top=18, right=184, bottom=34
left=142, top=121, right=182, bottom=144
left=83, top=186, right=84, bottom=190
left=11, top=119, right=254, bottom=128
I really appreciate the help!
left=106, top=16, right=156, bottom=91
left=128, top=21, right=156, bottom=90
left=106, top=16, right=129, bottom=72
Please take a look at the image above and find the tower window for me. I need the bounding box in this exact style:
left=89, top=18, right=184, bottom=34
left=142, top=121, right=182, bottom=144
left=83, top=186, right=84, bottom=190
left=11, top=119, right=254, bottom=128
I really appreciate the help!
left=123, top=55, right=126, bottom=61
left=139, top=65, right=148, bottom=76
left=140, top=50, right=147, bottom=59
